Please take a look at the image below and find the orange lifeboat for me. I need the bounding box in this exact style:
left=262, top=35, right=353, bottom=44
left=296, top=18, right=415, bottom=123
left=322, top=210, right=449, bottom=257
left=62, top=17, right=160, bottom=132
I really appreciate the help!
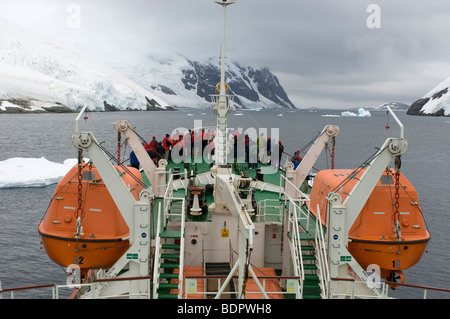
left=309, top=168, right=430, bottom=283
left=38, top=163, right=144, bottom=274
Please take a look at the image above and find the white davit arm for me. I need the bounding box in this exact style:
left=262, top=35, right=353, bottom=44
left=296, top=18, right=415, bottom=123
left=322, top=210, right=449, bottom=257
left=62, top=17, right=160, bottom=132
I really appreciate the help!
left=74, top=104, right=88, bottom=133
left=114, top=120, right=157, bottom=190
left=71, top=131, right=137, bottom=235
left=342, top=137, right=407, bottom=232
left=293, top=125, right=340, bottom=189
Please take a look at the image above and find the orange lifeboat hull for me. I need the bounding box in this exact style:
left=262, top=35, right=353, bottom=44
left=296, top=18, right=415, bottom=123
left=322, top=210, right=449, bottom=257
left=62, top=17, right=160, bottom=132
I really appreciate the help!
left=40, top=235, right=130, bottom=270
left=348, top=238, right=429, bottom=271
left=309, top=168, right=430, bottom=276
left=39, top=163, right=144, bottom=271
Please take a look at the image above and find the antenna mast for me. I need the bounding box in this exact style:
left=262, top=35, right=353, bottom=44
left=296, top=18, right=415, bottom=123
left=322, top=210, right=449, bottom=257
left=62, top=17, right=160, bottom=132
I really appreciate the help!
left=213, top=0, right=236, bottom=165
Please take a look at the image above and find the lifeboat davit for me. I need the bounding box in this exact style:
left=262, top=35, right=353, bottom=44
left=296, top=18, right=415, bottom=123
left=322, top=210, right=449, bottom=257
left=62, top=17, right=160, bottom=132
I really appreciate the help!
left=309, top=168, right=430, bottom=282
left=39, top=163, right=144, bottom=273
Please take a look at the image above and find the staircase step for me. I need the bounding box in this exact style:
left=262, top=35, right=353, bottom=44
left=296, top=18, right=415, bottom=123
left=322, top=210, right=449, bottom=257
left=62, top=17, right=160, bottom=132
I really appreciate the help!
left=303, top=283, right=321, bottom=295
left=304, top=274, right=319, bottom=281
left=159, top=273, right=179, bottom=279
left=159, top=283, right=179, bottom=289
left=299, top=232, right=314, bottom=240
left=302, top=255, right=316, bottom=261
left=161, top=263, right=180, bottom=269
left=161, top=244, right=180, bottom=250
left=303, top=264, right=318, bottom=270
left=161, top=253, right=180, bottom=259
left=302, top=245, right=315, bottom=251
left=303, top=294, right=322, bottom=299
left=158, top=293, right=178, bottom=299
left=161, top=230, right=181, bottom=239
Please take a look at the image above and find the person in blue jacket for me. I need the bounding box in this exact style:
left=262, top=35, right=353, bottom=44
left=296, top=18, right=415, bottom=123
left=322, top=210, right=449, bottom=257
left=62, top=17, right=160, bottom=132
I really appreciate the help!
left=130, top=151, right=139, bottom=170
left=291, top=150, right=302, bottom=170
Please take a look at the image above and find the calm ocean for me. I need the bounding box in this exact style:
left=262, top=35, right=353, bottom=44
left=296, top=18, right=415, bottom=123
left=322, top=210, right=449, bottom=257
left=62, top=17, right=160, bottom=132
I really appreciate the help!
left=0, top=108, right=449, bottom=298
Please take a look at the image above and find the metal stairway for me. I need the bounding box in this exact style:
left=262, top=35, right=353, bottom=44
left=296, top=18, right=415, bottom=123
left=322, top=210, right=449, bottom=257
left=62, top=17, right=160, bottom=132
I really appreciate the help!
left=300, top=239, right=322, bottom=299
left=155, top=228, right=182, bottom=299
left=152, top=196, right=186, bottom=299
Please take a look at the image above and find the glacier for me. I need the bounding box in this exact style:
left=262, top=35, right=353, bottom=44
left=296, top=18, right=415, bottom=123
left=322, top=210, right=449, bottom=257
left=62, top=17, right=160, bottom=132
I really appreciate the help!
left=0, top=18, right=170, bottom=112
left=0, top=18, right=295, bottom=113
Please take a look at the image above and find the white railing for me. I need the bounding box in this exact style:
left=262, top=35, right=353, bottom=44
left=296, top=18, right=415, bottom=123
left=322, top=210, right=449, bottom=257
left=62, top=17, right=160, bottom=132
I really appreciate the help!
left=286, top=198, right=304, bottom=298
left=256, top=199, right=283, bottom=223
left=178, top=199, right=186, bottom=299
left=3, top=273, right=450, bottom=299
left=314, top=205, right=330, bottom=298
left=152, top=202, right=163, bottom=299
left=279, top=175, right=311, bottom=232
left=183, top=275, right=300, bottom=299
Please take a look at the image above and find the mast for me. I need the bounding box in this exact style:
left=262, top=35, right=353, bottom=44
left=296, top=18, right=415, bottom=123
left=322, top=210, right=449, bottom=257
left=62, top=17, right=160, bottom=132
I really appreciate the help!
left=213, top=0, right=235, bottom=165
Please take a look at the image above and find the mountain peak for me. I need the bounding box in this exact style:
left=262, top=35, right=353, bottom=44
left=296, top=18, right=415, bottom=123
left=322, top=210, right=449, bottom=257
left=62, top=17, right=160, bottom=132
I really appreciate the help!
left=0, top=18, right=170, bottom=113
left=407, top=77, right=450, bottom=116
left=0, top=18, right=295, bottom=113
left=119, top=55, right=296, bottom=110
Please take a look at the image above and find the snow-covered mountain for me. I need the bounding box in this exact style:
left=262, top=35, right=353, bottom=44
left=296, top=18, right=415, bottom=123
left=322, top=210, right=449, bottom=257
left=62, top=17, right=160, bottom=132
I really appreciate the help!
left=376, top=102, right=410, bottom=110
left=114, top=55, right=296, bottom=110
left=0, top=18, right=295, bottom=113
left=407, top=77, right=450, bottom=116
left=0, top=18, right=170, bottom=113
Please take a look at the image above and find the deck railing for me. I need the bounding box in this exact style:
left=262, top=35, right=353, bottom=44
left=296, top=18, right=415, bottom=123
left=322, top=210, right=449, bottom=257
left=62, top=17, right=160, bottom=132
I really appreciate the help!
left=314, top=205, right=330, bottom=298
left=183, top=274, right=301, bottom=299
left=2, top=273, right=450, bottom=299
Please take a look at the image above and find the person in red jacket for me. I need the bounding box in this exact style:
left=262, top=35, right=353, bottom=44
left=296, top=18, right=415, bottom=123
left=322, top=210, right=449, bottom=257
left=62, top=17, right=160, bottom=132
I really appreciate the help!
left=163, top=134, right=172, bottom=160
left=150, top=136, right=158, bottom=150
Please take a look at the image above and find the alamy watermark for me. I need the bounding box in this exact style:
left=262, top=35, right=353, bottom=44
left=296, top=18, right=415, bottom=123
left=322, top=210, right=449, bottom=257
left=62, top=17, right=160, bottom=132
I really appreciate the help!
left=167, top=120, right=282, bottom=174
left=366, top=264, right=382, bottom=289
left=66, top=264, right=81, bottom=287
left=366, top=4, right=381, bottom=29
left=67, top=4, right=81, bottom=29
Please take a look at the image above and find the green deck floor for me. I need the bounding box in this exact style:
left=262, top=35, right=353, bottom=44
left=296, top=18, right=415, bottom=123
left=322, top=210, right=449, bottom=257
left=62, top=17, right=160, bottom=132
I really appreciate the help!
left=144, top=156, right=289, bottom=237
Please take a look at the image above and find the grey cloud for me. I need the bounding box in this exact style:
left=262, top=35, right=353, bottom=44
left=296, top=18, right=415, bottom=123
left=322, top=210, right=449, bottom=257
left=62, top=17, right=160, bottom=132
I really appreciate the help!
left=1, top=0, right=450, bottom=108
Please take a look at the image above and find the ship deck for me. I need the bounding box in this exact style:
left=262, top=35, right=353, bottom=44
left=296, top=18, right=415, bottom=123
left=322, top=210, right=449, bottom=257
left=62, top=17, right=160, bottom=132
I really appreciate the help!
left=141, top=156, right=322, bottom=240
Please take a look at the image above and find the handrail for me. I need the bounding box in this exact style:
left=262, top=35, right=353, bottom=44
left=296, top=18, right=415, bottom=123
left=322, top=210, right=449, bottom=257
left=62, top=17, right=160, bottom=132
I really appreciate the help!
left=280, top=174, right=311, bottom=231
left=152, top=202, right=163, bottom=298
left=314, top=205, right=330, bottom=298
left=178, top=198, right=186, bottom=299
left=184, top=274, right=300, bottom=299
left=288, top=199, right=304, bottom=299
left=256, top=199, right=283, bottom=223
left=3, top=273, right=450, bottom=299
left=0, top=283, right=55, bottom=292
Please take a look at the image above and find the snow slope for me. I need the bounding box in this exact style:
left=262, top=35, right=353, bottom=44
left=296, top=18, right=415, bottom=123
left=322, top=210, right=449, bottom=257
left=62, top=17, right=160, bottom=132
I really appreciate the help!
left=408, top=77, right=450, bottom=116
left=115, top=55, right=296, bottom=110
left=0, top=18, right=169, bottom=112
left=114, top=55, right=209, bottom=109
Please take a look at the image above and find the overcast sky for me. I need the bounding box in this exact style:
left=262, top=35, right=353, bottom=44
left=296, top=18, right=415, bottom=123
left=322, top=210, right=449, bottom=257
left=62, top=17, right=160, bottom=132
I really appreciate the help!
left=1, top=0, right=450, bottom=108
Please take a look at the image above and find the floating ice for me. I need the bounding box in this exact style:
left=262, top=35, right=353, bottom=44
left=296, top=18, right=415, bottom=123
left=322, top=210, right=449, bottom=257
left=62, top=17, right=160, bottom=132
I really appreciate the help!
left=0, top=157, right=77, bottom=188
left=322, top=114, right=341, bottom=117
left=341, top=108, right=371, bottom=117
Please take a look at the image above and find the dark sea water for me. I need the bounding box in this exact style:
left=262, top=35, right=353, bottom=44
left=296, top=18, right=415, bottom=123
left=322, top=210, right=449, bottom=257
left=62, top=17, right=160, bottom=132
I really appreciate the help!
left=0, top=108, right=449, bottom=299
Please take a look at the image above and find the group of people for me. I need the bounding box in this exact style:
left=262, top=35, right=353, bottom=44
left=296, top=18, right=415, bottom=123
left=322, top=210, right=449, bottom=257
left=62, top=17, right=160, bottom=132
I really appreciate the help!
left=128, top=128, right=301, bottom=172
left=129, top=134, right=174, bottom=169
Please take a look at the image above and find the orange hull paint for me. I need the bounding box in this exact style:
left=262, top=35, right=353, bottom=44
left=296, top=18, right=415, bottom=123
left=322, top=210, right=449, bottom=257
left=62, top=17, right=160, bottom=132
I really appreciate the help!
left=40, top=235, right=130, bottom=270
left=309, top=168, right=430, bottom=274
left=348, top=239, right=429, bottom=271
left=39, top=163, right=144, bottom=270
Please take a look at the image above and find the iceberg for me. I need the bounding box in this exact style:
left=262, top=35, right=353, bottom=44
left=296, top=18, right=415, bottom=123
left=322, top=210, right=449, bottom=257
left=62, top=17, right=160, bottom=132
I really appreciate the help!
left=0, top=157, right=77, bottom=188
left=341, top=108, right=371, bottom=117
